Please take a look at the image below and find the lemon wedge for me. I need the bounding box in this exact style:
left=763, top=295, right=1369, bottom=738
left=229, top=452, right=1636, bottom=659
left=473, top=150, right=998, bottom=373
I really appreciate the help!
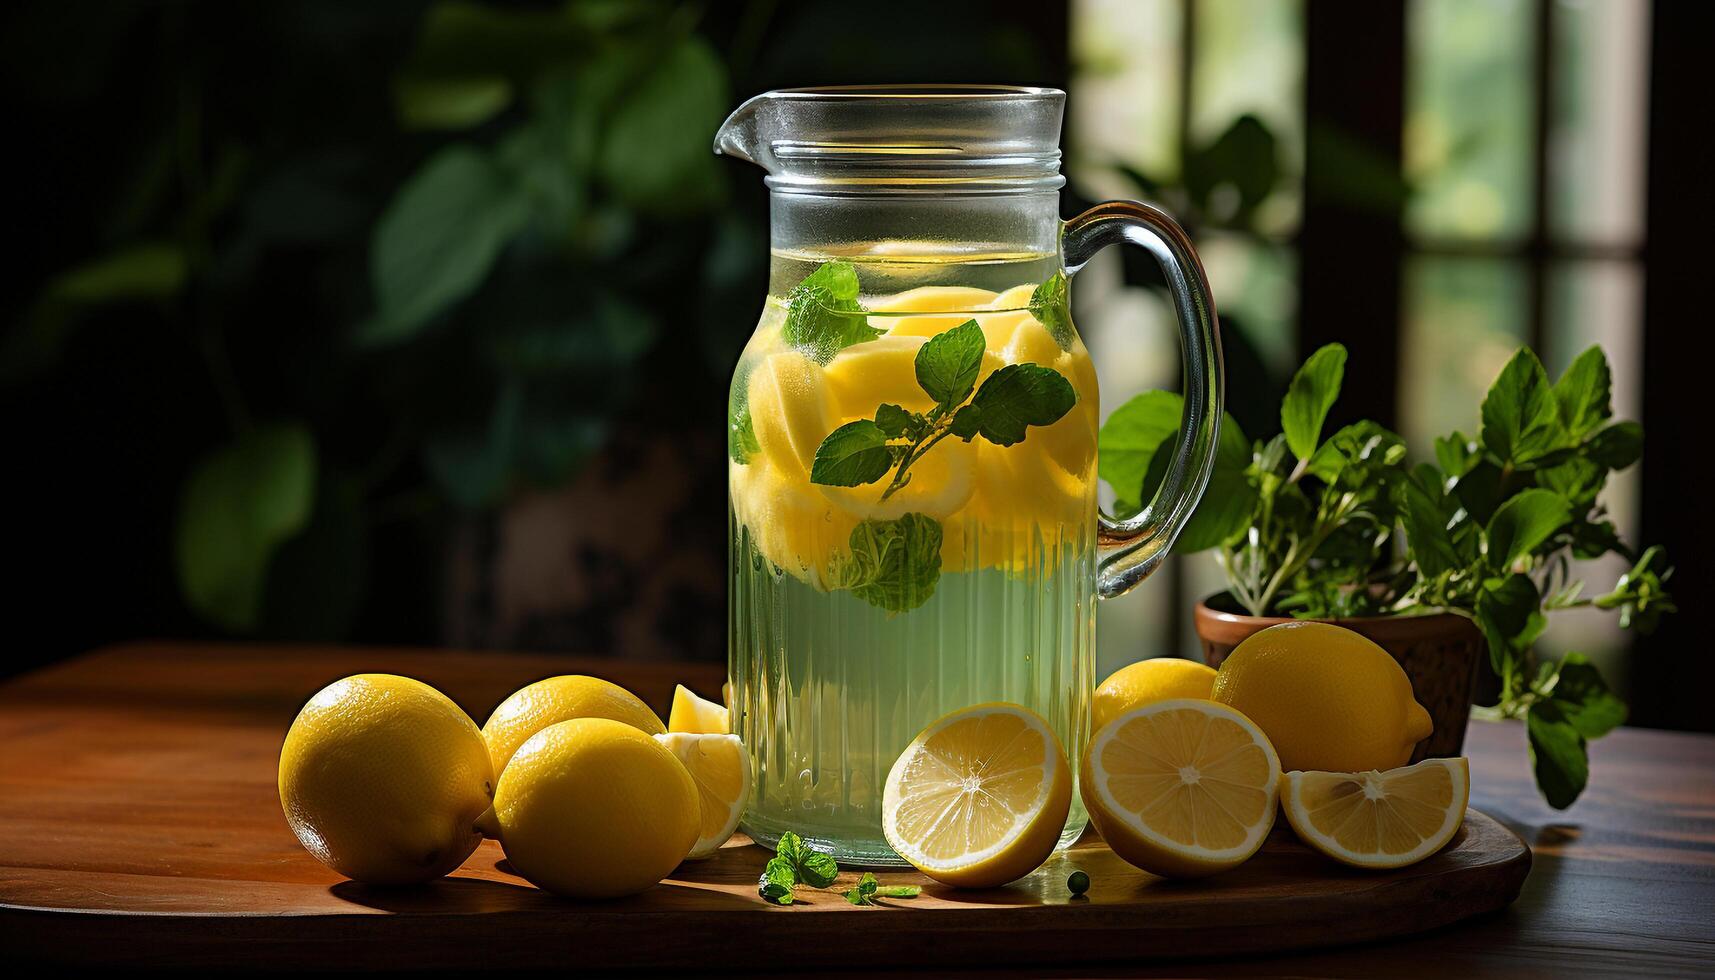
left=747, top=350, right=836, bottom=480
left=1279, top=757, right=1470, bottom=869
left=1081, top=699, right=1281, bottom=878
left=882, top=703, right=1072, bottom=888
left=668, top=683, right=730, bottom=734
left=654, top=732, right=751, bottom=859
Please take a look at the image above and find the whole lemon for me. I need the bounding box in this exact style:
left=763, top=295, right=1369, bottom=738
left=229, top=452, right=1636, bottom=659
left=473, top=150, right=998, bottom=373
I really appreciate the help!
left=1091, top=658, right=1217, bottom=732
left=279, top=674, right=494, bottom=884
left=1211, top=622, right=1433, bottom=773
left=485, top=717, right=698, bottom=898
left=482, top=675, right=664, bottom=776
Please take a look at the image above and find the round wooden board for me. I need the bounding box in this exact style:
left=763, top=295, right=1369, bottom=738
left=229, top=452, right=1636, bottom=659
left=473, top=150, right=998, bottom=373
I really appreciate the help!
left=0, top=645, right=1533, bottom=971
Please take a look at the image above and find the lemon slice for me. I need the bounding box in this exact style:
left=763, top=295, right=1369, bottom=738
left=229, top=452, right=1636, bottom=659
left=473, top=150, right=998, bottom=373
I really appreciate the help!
left=653, top=732, right=751, bottom=860
left=882, top=703, right=1072, bottom=887
left=1280, top=757, right=1470, bottom=869
left=975, top=283, right=1037, bottom=348
left=1081, top=699, right=1281, bottom=878
left=747, top=350, right=836, bottom=480
left=669, top=683, right=730, bottom=734
left=817, top=432, right=976, bottom=521
left=824, top=335, right=935, bottom=414
left=729, top=461, right=857, bottom=587
left=874, top=286, right=997, bottom=338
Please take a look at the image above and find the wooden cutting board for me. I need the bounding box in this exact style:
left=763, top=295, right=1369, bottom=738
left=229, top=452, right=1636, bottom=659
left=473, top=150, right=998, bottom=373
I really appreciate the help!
left=0, top=643, right=1530, bottom=970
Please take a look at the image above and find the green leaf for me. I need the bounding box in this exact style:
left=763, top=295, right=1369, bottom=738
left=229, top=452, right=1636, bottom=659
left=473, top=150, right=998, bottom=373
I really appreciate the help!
left=875, top=404, right=914, bottom=438
left=258, top=475, right=369, bottom=641
left=914, top=319, right=986, bottom=409
left=1585, top=421, right=1643, bottom=470
left=1480, top=348, right=1567, bottom=467
left=1434, top=432, right=1478, bottom=479
left=1143, top=413, right=1256, bottom=552
left=782, top=261, right=880, bottom=363
left=844, top=872, right=878, bottom=906
left=1485, top=488, right=1571, bottom=569
left=774, top=831, right=808, bottom=866
left=810, top=420, right=893, bottom=487
left=393, top=75, right=514, bottom=130
left=1097, top=391, right=1183, bottom=516
left=1305, top=420, right=1407, bottom=486
left=596, top=36, right=728, bottom=214
left=174, top=424, right=317, bottom=632
left=46, top=242, right=187, bottom=304
left=1549, top=653, right=1627, bottom=739
left=1527, top=701, right=1590, bottom=810
left=1281, top=343, right=1347, bottom=461
left=1538, top=456, right=1606, bottom=509
left=1552, top=346, right=1613, bottom=440
left=949, top=405, right=981, bottom=440
left=835, top=514, right=944, bottom=613
left=728, top=403, right=760, bottom=465
left=798, top=851, right=840, bottom=889
left=1475, top=573, right=1545, bottom=677
left=361, top=144, right=528, bottom=345
left=759, top=856, right=796, bottom=905
left=1398, top=475, right=1461, bottom=577
left=875, top=884, right=922, bottom=898
left=969, top=364, right=1077, bottom=446
left=1028, top=272, right=1074, bottom=350
left=424, top=383, right=524, bottom=508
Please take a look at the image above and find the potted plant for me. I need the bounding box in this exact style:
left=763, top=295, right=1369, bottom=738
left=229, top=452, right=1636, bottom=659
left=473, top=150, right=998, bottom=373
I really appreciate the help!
left=1099, top=343, right=1674, bottom=808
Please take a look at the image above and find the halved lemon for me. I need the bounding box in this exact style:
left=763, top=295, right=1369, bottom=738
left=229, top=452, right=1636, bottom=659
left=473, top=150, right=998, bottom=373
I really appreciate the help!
left=1081, top=699, right=1281, bottom=878
left=668, top=683, right=729, bottom=734
left=1279, top=757, right=1470, bottom=869
left=882, top=703, right=1072, bottom=888
left=653, top=732, right=751, bottom=860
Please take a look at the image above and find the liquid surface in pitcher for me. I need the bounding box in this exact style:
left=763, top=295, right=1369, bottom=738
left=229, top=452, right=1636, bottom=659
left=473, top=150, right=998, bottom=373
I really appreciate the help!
left=728, top=245, right=1098, bottom=865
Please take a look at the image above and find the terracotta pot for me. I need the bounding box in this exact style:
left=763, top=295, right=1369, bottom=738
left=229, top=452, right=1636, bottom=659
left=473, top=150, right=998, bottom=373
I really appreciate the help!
left=1192, top=595, right=1484, bottom=763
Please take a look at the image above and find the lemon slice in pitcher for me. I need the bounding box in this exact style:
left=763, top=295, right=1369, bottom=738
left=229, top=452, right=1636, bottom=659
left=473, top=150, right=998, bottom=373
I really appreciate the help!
left=882, top=703, right=1072, bottom=888
left=1081, top=699, right=1281, bottom=878
left=747, top=350, right=836, bottom=480
left=1280, top=757, right=1469, bottom=869
left=817, top=433, right=976, bottom=521
left=875, top=286, right=997, bottom=338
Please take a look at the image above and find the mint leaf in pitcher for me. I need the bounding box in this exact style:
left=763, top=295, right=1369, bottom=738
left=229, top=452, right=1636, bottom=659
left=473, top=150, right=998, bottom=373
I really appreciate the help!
left=783, top=261, right=881, bottom=364
left=968, top=364, right=1077, bottom=446
left=914, top=319, right=986, bottom=410
left=835, top=513, right=944, bottom=613
left=810, top=420, right=894, bottom=487
left=1029, top=272, right=1074, bottom=350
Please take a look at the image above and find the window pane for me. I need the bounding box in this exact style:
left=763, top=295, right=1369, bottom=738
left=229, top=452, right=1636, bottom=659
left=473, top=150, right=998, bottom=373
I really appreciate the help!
left=1070, top=0, right=1183, bottom=192
left=1399, top=256, right=1528, bottom=452
left=1404, top=0, right=1536, bottom=242
left=1191, top=0, right=1305, bottom=235
left=1550, top=0, right=1650, bottom=245
left=1537, top=259, right=1645, bottom=685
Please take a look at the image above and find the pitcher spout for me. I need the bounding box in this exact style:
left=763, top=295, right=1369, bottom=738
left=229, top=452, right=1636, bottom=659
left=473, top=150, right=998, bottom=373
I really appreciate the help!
left=712, top=91, right=771, bottom=169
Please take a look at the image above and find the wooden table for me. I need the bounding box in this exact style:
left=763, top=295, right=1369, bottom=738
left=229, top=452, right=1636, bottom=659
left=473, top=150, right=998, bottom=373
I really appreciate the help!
left=1, top=643, right=1711, bottom=975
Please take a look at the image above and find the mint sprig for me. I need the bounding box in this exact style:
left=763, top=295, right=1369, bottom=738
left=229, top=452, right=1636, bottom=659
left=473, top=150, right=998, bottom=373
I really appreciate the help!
left=808, top=319, right=1077, bottom=501
left=782, top=261, right=881, bottom=364
left=1028, top=272, right=1074, bottom=351
left=833, top=513, right=944, bottom=613
left=844, top=872, right=922, bottom=906
left=756, top=831, right=841, bottom=904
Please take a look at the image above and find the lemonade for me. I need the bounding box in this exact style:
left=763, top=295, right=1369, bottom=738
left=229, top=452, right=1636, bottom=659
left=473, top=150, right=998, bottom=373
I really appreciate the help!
left=728, top=250, right=1099, bottom=864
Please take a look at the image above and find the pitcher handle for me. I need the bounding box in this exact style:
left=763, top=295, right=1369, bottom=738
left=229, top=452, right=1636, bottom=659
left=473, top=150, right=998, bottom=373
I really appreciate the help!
left=1062, top=201, right=1224, bottom=600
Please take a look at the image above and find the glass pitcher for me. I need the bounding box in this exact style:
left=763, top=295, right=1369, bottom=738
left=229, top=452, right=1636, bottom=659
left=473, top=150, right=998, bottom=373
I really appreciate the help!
left=715, top=86, right=1223, bottom=865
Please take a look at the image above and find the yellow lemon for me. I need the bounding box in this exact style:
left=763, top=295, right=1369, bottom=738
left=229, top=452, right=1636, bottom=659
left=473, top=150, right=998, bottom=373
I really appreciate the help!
left=1091, top=658, right=1218, bottom=732
left=1003, top=319, right=1063, bottom=368
left=882, top=703, right=1072, bottom=888
left=484, top=718, right=698, bottom=898
left=874, top=285, right=996, bottom=338
left=482, top=675, right=664, bottom=776
left=961, top=439, right=1090, bottom=571
left=817, top=431, right=976, bottom=521
left=668, top=683, right=729, bottom=734
left=747, top=350, right=836, bottom=480
left=654, top=732, right=751, bottom=859
left=825, top=335, right=934, bottom=414
left=1031, top=347, right=1098, bottom=478
left=279, top=674, right=493, bottom=885
left=730, top=460, right=858, bottom=586
left=1280, top=757, right=1470, bottom=869
left=975, top=283, right=1037, bottom=348
left=1081, top=699, right=1281, bottom=878
left=1211, top=622, right=1434, bottom=773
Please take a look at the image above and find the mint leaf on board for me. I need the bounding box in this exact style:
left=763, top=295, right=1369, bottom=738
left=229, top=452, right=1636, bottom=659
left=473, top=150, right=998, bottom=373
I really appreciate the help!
left=1547, top=652, right=1627, bottom=739
left=1028, top=272, right=1074, bottom=350
left=914, top=319, right=986, bottom=410
left=798, top=850, right=840, bottom=889
left=1480, top=348, right=1567, bottom=468
left=968, top=363, right=1077, bottom=446
left=1527, top=699, right=1589, bottom=810
left=1485, top=488, right=1571, bottom=570
left=875, top=884, right=922, bottom=898
left=782, top=261, right=880, bottom=364
left=758, top=856, right=796, bottom=905
left=1551, top=345, right=1613, bottom=440
left=844, top=872, right=878, bottom=905
left=835, top=513, right=944, bottom=613
left=1280, top=343, right=1347, bottom=461
left=810, top=420, right=893, bottom=487
left=874, top=403, right=914, bottom=439
left=774, top=831, right=809, bottom=867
